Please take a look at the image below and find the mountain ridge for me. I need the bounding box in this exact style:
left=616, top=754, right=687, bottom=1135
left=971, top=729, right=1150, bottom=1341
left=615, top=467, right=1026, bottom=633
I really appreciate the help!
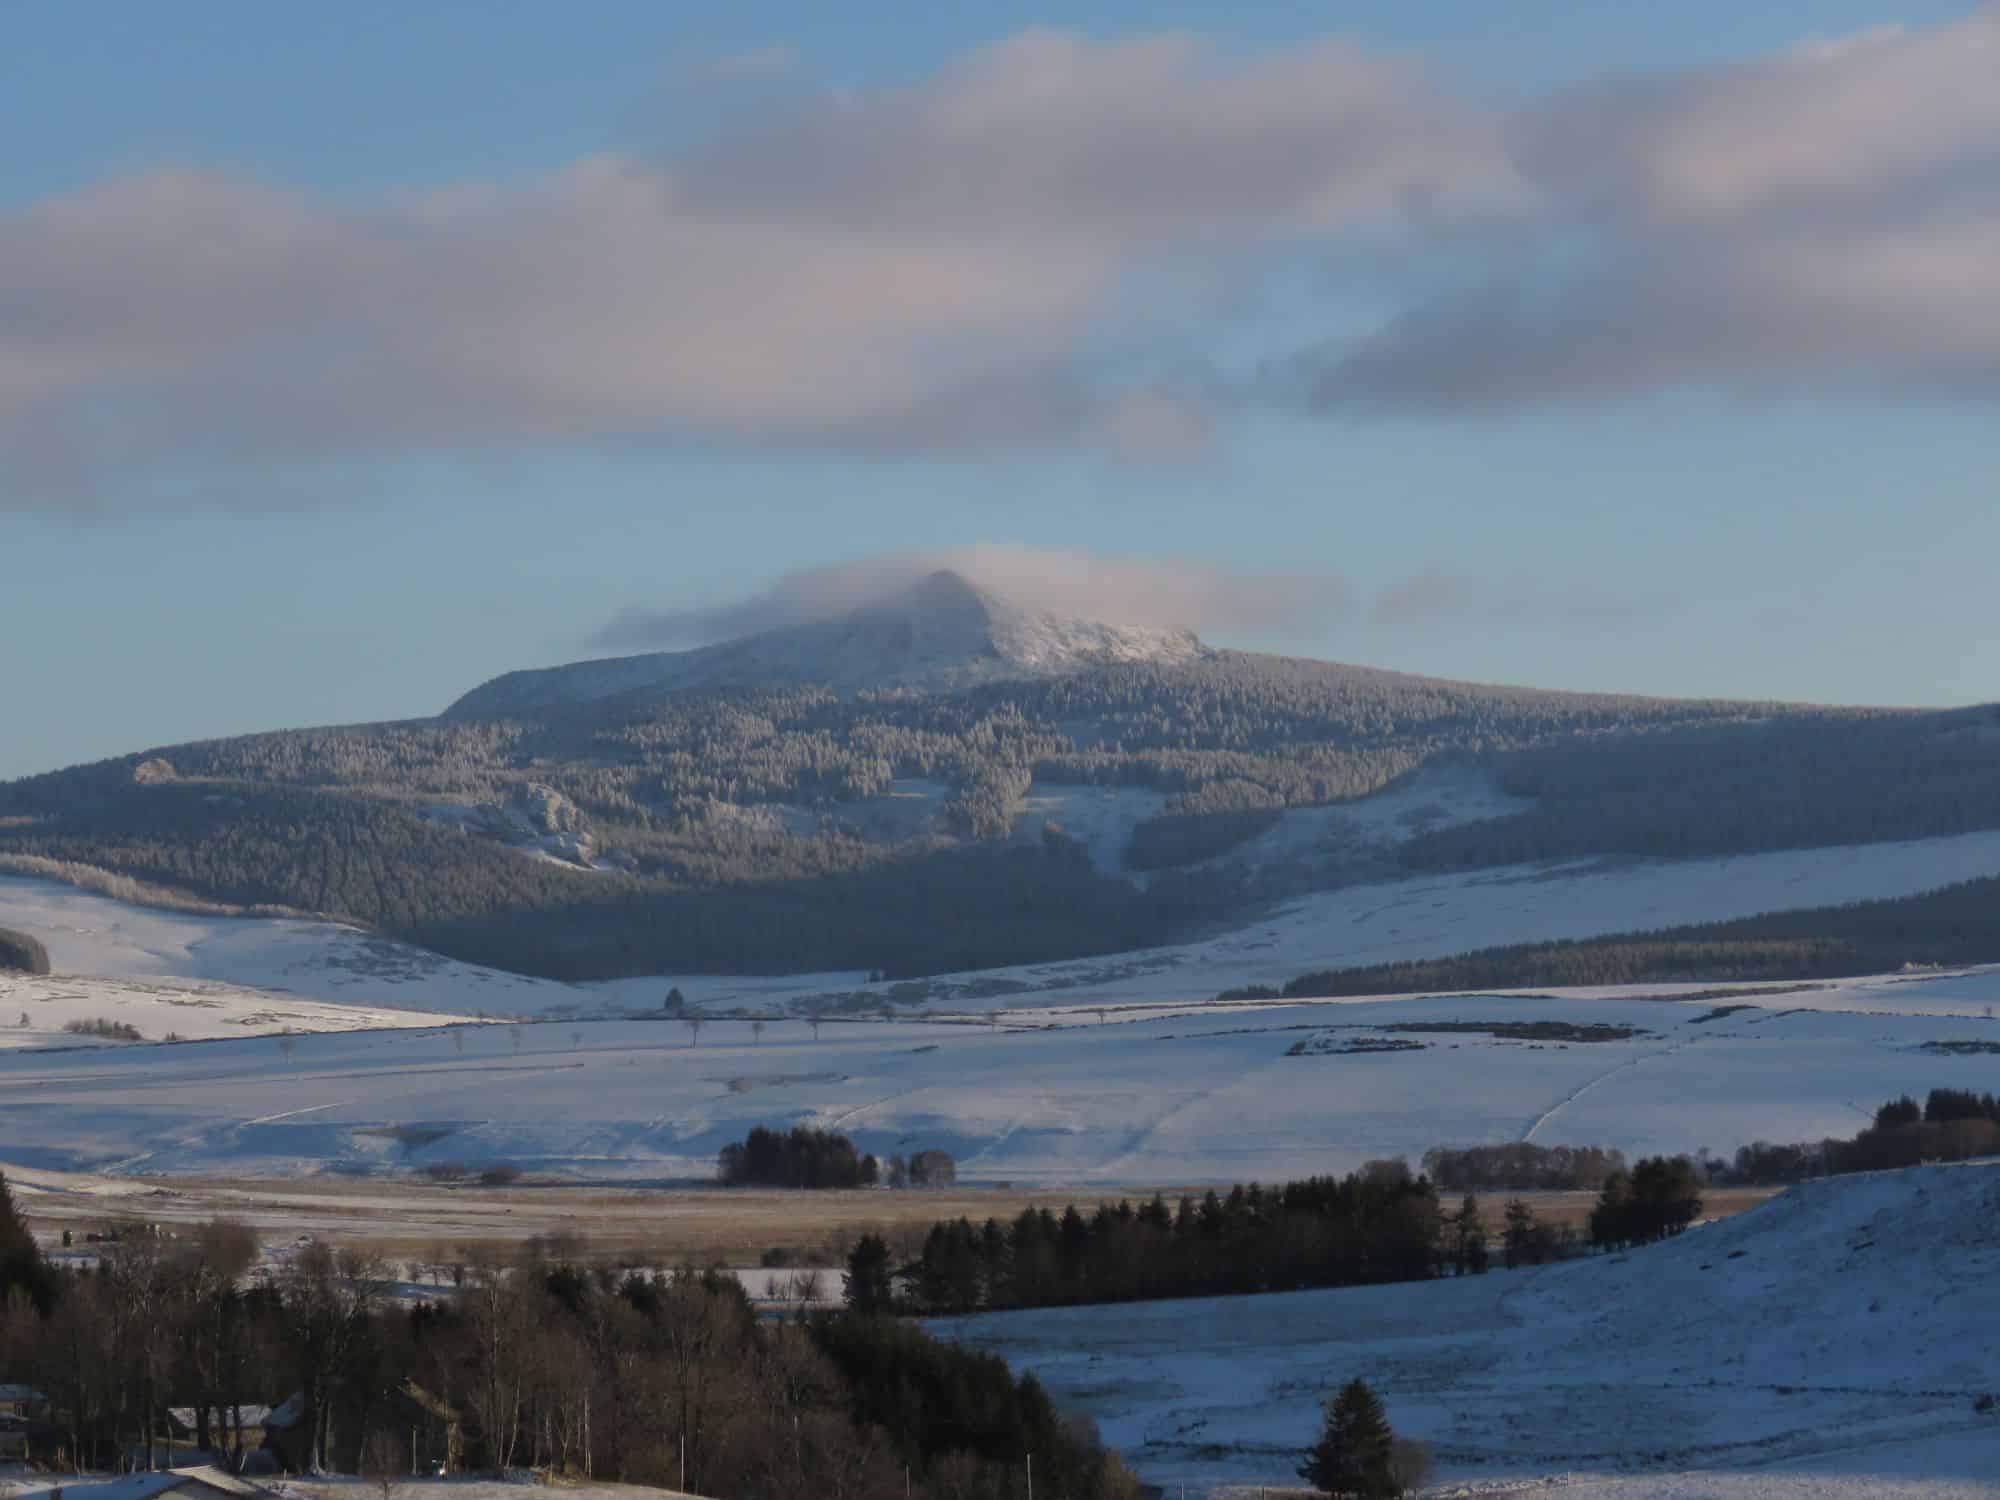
left=444, top=569, right=1211, bottom=720
left=3, top=576, right=1997, bottom=983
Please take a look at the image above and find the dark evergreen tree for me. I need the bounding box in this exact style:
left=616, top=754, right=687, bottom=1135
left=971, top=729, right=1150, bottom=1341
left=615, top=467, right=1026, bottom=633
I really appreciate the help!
left=1501, top=1198, right=1537, bottom=1269
left=1299, top=1378, right=1398, bottom=1497
left=0, top=1171, right=56, bottom=1313
left=1877, top=1095, right=1922, bottom=1130
left=844, top=1233, right=895, bottom=1315
left=1449, top=1194, right=1489, bottom=1275
left=1589, top=1170, right=1634, bottom=1248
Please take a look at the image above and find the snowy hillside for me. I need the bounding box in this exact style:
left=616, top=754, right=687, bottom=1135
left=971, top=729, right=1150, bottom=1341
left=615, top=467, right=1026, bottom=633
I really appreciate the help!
left=938, top=1161, right=2000, bottom=1496
left=0, top=873, right=585, bottom=1019
left=10, top=825, right=2000, bottom=1027
left=0, top=970, right=1994, bottom=1179
left=444, top=568, right=1208, bottom=717
left=0, top=969, right=465, bottom=1050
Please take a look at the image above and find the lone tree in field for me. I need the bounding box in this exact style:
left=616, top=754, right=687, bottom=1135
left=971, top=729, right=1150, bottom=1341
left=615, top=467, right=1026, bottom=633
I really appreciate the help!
left=1299, top=1378, right=1398, bottom=1497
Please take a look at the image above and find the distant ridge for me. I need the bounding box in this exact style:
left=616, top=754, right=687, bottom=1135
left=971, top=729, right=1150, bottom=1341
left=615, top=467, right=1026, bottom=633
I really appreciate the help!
left=443, top=568, right=1210, bottom=719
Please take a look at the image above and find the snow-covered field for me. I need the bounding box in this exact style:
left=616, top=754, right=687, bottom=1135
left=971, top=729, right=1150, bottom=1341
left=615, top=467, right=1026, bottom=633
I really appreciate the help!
left=936, top=1161, right=2000, bottom=1497
left=0, top=969, right=473, bottom=1051
left=0, top=825, right=1997, bottom=1182
left=0, top=969, right=1994, bottom=1181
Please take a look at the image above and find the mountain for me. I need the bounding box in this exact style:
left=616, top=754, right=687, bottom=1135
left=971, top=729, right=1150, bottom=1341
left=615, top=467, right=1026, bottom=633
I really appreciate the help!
left=3, top=571, right=1998, bottom=983
left=444, top=569, right=1210, bottom=719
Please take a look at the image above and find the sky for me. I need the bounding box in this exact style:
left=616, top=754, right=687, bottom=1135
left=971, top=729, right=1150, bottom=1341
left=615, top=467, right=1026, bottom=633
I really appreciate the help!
left=4, top=1, right=1997, bottom=779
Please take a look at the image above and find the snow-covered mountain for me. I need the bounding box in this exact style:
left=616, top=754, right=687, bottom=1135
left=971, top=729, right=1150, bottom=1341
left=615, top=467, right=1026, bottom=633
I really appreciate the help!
left=444, top=568, right=1210, bottom=719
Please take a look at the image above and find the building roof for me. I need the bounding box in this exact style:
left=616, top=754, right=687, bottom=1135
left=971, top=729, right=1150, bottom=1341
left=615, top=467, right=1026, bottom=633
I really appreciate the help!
left=10, top=1465, right=274, bottom=1500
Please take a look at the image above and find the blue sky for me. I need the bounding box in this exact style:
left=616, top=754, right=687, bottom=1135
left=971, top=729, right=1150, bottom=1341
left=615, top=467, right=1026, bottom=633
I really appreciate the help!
left=4, top=2, right=1996, bottom=779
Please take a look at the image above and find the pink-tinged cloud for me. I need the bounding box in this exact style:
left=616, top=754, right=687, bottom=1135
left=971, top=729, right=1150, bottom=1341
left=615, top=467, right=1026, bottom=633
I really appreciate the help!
left=1305, top=7, right=2000, bottom=410
left=0, top=30, right=1502, bottom=508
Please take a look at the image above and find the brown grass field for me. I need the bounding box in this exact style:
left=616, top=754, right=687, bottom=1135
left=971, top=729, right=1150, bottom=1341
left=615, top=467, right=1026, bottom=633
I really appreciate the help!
left=8, top=1161, right=1785, bottom=1267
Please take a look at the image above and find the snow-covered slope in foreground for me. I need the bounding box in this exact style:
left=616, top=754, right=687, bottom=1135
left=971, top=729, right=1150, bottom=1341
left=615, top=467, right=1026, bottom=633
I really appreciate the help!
left=0, top=976, right=1996, bottom=1178
left=938, top=1162, right=2000, bottom=1497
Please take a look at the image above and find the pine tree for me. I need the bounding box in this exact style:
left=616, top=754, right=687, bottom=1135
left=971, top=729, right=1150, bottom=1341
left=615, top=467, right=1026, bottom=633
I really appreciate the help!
left=844, top=1233, right=895, bottom=1315
left=1451, top=1194, right=1488, bottom=1275
left=0, top=1171, right=55, bottom=1313
left=1502, top=1198, right=1537, bottom=1268
left=1299, top=1377, right=1397, bottom=1497
left=1589, top=1169, right=1634, bottom=1247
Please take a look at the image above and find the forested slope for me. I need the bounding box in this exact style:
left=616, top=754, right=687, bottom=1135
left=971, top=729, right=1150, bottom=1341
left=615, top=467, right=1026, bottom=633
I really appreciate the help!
left=3, top=647, right=1996, bottom=980
left=1262, top=874, right=2000, bottom=997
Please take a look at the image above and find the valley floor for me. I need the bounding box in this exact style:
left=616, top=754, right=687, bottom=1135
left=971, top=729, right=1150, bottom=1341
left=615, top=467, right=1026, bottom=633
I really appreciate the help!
left=0, top=971, right=1995, bottom=1183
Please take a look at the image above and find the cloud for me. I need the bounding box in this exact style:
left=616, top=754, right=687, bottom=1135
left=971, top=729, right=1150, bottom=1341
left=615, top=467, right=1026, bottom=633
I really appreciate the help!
left=10, top=11, right=1999, bottom=507
left=0, top=30, right=1505, bottom=510
left=592, top=544, right=1353, bottom=648
left=1303, top=6, right=2000, bottom=410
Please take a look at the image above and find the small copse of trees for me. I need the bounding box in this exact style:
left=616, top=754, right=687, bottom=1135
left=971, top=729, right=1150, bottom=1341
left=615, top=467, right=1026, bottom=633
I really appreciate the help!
left=63, top=1016, right=143, bottom=1041
left=885, top=1149, right=958, bottom=1188
left=718, top=1126, right=880, bottom=1188
left=1588, top=1155, right=1704, bottom=1248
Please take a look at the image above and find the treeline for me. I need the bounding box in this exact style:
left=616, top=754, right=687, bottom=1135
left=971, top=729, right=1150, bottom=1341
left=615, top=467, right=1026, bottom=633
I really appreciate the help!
left=1267, top=875, right=2000, bottom=998
left=718, top=1127, right=879, bottom=1189
left=900, top=1166, right=1452, bottom=1315
left=1727, top=1088, right=2000, bottom=1185
left=0, top=1175, right=1136, bottom=1500
left=1423, top=1142, right=1627, bottom=1192
left=0, top=925, right=50, bottom=974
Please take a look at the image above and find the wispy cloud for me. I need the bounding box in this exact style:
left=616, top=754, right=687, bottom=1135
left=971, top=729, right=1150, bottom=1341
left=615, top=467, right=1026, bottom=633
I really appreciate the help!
left=0, top=30, right=1501, bottom=509
left=592, top=544, right=1355, bottom=648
